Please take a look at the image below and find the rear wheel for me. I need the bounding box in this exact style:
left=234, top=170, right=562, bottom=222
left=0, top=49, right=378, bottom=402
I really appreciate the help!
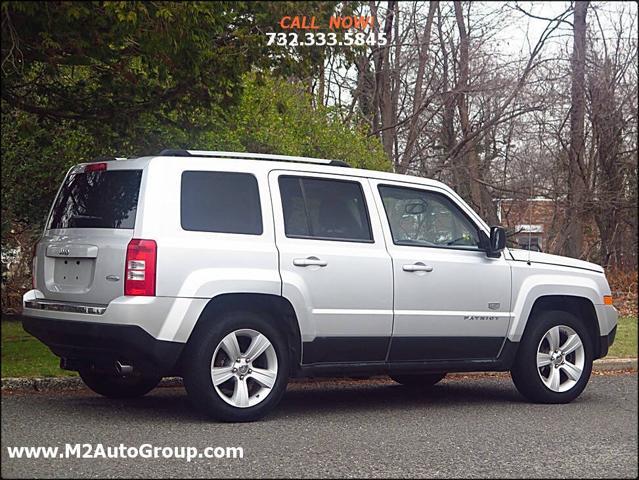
left=390, top=372, right=446, bottom=388
left=511, top=310, right=593, bottom=403
left=79, top=370, right=161, bottom=398
left=183, top=311, right=289, bottom=422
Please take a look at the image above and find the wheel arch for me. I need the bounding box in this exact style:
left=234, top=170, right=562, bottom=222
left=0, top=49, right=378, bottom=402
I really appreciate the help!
left=519, top=295, right=601, bottom=357
left=182, top=293, right=302, bottom=374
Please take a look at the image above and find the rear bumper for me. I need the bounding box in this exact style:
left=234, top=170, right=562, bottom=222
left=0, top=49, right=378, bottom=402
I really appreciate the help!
left=22, top=289, right=209, bottom=343
left=23, top=290, right=176, bottom=340
left=22, top=316, right=184, bottom=376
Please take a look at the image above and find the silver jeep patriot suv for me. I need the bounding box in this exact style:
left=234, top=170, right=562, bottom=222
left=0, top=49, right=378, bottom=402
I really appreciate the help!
left=23, top=150, right=618, bottom=421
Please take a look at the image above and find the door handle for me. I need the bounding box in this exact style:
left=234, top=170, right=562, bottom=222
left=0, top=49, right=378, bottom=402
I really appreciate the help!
left=402, top=262, right=433, bottom=272
left=293, top=256, right=328, bottom=267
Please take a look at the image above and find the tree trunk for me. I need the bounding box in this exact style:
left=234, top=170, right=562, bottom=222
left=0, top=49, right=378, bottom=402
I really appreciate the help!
left=591, top=57, right=624, bottom=267
left=436, top=4, right=456, bottom=184
left=453, top=1, right=483, bottom=214
left=317, top=59, right=325, bottom=108
left=398, top=1, right=437, bottom=174
left=372, top=1, right=397, bottom=162
left=563, top=1, right=589, bottom=258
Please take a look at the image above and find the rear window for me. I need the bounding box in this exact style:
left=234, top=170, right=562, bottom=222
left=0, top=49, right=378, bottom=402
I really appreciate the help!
left=180, top=171, right=263, bottom=235
left=49, top=169, right=142, bottom=229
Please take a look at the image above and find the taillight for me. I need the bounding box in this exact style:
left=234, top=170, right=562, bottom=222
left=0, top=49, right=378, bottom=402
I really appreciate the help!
left=125, top=239, right=157, bottom=296
left=85, top=162, right=107, bottom=172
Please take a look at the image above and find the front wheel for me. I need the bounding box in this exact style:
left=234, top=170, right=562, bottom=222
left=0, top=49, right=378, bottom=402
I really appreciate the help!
left=390, top=372, right=446, bottom=388
left=183, top=311, right=289, bottom=422
left=511, top=310, right=593, bottom=403
left=79, top=370, right=161, bottom=398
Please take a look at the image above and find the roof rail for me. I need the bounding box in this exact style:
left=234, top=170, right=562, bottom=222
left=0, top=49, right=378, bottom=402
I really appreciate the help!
left=158, top=149, right=351, bottom=168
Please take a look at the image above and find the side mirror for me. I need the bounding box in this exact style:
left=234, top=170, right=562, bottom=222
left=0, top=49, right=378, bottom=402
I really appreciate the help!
left=485, top=226, right=506, bottom=258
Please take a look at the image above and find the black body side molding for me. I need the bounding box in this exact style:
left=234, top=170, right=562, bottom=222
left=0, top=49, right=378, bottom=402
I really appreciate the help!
left=296, top=337, right=519, bottom=378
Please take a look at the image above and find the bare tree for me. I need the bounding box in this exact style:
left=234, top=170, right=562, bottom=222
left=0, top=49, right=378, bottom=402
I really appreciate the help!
left=370, top=0, right=397, bottom=161
left=324, top=1, right=637, bottom=267
left=398, top=1, right=437, bottom=174
left=562, top=1, right=590, bottom=258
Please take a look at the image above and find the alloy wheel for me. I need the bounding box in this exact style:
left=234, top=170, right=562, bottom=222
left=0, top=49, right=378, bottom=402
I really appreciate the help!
left=210, top=329, right=278, bottom=408
left=536, top=325, right=585, bottom=393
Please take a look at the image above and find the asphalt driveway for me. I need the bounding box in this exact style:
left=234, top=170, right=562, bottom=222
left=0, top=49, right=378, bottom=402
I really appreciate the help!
left=1, top=373, right=637, bottom=478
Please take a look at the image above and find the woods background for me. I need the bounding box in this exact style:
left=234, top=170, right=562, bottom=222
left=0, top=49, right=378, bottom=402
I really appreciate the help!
left=1, top=1, right=637, bottom=314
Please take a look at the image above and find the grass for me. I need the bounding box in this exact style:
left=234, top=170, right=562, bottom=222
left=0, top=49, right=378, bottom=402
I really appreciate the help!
left=1, top=319, right=76, bottom=378
left=1, top=316, right=637, bottom=378
left=609, top=315, right=638, bottom=358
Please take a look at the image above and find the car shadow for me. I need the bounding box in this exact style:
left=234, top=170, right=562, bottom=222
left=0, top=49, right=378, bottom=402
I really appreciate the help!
left=42, top=376, right=530, bottom=423
left=273, top=379, right=526, bottom=419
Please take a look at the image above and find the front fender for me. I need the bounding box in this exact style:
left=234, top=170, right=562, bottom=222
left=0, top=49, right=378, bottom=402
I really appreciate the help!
left=508, top=274, right=603, bottom=342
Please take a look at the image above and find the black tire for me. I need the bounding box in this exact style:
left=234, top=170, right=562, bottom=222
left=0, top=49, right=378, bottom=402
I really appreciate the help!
left=79, top=370, right=161, bottom=399
left=511, top=310, right=593, bottom=404
left=182, top=310, right=290, bottom=422
left=390, top=372, right=446, bottom=388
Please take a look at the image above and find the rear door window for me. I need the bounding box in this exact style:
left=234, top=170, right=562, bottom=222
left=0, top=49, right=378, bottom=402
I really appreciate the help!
left=49, top=169, right=142, bottom=229
left=181, top=171, right=263, bottom=235
left=279, top=176, right=373, bottom=242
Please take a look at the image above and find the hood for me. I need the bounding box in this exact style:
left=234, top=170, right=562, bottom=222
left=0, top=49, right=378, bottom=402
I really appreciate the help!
left=508, top=249, right=604, bottom=273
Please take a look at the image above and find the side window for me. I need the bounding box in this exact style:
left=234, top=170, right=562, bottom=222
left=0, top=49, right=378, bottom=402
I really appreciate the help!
left=181, top=171, right=263, bottom=235
left=378, top=185, right=481, bottom=250
left=279, top=176, right=373, bottom=242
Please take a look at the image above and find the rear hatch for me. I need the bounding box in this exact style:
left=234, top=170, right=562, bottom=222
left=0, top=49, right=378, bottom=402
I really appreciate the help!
left=35, top=163, right=143, bottom=305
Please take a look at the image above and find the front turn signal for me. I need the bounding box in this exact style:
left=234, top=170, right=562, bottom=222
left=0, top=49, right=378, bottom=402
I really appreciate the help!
left=603, top=295, right=613, bottom=305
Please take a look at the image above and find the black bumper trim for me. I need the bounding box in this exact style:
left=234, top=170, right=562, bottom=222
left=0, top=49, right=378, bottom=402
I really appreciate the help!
left=22, top=316, right=184, bottom=375
left=598, top=325, right=617, bottom=359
